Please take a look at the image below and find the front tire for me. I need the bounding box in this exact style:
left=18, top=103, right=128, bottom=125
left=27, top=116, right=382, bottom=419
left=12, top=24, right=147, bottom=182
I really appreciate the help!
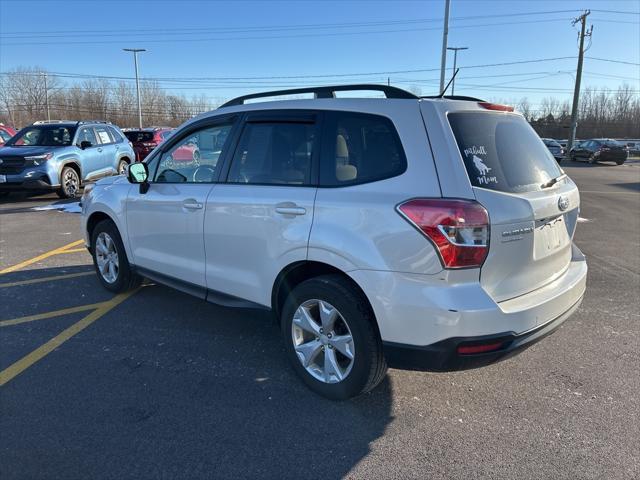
left=91, top=219, right=141, bottom=293
left=281, top=275, right=386, bottom=400
left=57, top=166, right=80, bottom=198
left=117, top=159, right=129, bottom=175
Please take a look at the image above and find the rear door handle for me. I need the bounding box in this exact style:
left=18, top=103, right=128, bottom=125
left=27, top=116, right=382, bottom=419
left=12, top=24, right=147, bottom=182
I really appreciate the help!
left=97, top=147, right=103, bottom=152
left=183, top=201, right=203, bottom=210
left=275, top=205, right=306, bottom=216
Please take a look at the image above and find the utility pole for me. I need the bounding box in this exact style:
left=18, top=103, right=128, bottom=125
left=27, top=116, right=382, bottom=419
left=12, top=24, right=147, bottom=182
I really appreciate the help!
left=42, top=72, right=50, bottom=121
left=439, top=0, right=451, bottom=93
left=567, top=11, right=591, bottom=153
left=447, top=46, right=468, bottom=95
left=123, top=48, right=146, bottom=128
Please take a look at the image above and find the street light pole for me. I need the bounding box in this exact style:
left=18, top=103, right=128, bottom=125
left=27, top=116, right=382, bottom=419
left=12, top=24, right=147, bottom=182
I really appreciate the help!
left=42, top=72, right=50, bottom=121
left=439, top=0, right=451, bottom=93
left=446, top=47, right=468, bottom=95
left=123, top=48, right=146, bottom=129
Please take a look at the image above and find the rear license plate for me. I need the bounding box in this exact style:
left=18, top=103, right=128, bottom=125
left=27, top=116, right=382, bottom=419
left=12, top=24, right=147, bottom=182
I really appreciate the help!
left=0, top=174, right=6, bottom=183
left=540, top=217, right=565, bottom=251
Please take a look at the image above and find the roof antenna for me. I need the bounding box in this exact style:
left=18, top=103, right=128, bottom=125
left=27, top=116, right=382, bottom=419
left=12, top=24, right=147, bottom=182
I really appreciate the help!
left=437, top=68, right=459, bottom=98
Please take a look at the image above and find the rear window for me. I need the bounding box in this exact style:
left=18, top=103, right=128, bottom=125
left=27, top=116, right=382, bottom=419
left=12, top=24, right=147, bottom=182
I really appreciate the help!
left=448, top=112, right=563, bottom=193
left=124, top=131, right=155, bottom=143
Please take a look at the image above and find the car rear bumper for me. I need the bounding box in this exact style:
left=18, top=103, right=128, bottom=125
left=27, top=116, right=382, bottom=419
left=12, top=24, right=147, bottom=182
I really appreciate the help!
left=383, top=293, right=582, bottom=371
left=350, top=243, right=587, bottom=369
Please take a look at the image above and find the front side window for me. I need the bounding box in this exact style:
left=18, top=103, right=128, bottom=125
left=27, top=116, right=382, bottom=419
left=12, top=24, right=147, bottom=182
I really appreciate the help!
left=155, top=122, right=233, bottom=183
left=319, top=112, right=406, bottom=186
left=77, top=127, right=98, bottom=146
left=7, top=126, right=76, bottom=147
left=0, top=130, right=12, bottom=142
left=227, top=122, right=315, bottom=185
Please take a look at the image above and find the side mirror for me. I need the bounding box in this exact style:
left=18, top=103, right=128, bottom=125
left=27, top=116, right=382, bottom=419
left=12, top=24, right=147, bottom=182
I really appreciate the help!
left=80, top=140, right=92, bottom=150
left=128, top=162, right=149, bottom=183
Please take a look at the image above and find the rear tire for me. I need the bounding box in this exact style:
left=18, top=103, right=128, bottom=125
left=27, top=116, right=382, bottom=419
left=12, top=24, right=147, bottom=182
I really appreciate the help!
left=281, top=274, right=386, bottom=400
left=91, top=219, right=142, bottom=293
left=616, top=159, right=626, bottom=165
left=57, top=166, right=81, bottom=199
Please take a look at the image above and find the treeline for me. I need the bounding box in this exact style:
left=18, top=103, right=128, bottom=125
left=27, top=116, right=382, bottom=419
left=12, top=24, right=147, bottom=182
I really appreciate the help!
left=1, top=66, right=639, bottom=139
left=0, top=67, right=220, bottom=129
left=513, top=84, right=640, bottom=139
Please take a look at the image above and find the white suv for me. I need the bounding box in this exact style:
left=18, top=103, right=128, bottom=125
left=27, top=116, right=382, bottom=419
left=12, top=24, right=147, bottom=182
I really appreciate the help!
left=81, top=85, right=587, bottom=400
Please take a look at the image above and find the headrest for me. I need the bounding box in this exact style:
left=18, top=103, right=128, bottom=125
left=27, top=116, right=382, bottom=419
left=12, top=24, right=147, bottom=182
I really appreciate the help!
left=336, top=164, right=357, bottom=182
left=336, top=134, right=349, bottom=158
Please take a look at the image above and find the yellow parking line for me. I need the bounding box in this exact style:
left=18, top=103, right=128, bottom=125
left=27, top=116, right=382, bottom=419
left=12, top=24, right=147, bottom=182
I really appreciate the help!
left=59, top=248, right=88, bottom=254
left=0, top=301, right=108, bottom=327
left=0, top=239, right=84, bottom=275
left=0, top=288, right=139, bottom=386
left=0, top=271, right=94, bottom=288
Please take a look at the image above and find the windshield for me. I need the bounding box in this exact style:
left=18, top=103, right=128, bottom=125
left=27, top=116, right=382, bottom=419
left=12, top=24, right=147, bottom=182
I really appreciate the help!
left=448, top=112, right=563, bottom=193
left=7, top=125, right=76, bottom=147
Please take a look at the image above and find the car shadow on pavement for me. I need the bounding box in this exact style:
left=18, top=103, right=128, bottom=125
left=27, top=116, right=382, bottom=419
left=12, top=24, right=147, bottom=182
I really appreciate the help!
left=1, top=275, right=393, bottom=479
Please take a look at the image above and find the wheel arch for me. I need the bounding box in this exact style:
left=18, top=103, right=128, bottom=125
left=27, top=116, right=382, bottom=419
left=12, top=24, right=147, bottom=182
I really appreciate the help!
left=271, top=261, right=380, bottom=336
left=59, top=160, right=82, bottom=183
left=86, top=211, right=116, bottom=247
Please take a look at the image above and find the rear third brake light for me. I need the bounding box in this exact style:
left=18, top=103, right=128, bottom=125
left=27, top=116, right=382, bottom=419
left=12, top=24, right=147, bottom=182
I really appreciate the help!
left=397, top=199, right=489, bottom=269
left=478, top=102, right=514, bottom=112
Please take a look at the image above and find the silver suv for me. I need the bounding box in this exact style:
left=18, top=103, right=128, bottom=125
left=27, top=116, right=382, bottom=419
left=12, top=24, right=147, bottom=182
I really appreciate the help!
left=81, top=85, right=587, bottom=400
left=0, top=120, right=134, bottom=198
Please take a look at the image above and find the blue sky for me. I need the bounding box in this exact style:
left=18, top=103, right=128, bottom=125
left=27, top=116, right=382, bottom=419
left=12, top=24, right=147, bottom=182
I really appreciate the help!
left=0, top=0, right=638, bottom=111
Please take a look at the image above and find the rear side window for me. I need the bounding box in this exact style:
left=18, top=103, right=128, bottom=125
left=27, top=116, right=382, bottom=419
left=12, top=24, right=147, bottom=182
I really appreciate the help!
left=448, top=112, right=563, bottom=193
left=109, top=126, right=123, bottom=142
left=320, top=112, right=406, bottom=186
left=227, top=122, right=315, bottom=185
left=94, top=126, right=114, bottom=145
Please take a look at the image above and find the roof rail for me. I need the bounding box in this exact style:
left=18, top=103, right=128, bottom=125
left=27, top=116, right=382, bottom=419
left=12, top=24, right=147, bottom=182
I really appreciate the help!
left=219, top=84, right=419, bottom=108
left=76, top=120, right=112, bottom=125
left=421, top=95, right=486, bottom=102
left=32, top=120, right=75, bottom=125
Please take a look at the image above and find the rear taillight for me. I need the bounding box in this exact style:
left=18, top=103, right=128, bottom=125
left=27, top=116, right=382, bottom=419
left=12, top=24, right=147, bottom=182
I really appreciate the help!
left=478, top=102, right=514, bottom=112
left=397, top=199, right=489, bottom=269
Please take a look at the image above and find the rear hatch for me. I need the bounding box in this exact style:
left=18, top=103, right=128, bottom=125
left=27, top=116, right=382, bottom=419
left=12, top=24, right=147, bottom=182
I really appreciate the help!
left=444, top=109, right=579, bottom=302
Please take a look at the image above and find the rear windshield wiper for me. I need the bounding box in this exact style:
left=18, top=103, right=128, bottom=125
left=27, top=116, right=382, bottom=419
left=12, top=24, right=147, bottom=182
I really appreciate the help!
left=541, top=174, right=567, bottom=189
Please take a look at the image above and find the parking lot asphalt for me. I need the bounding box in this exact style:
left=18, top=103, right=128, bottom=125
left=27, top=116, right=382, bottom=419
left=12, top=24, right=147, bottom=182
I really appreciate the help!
left=1, top=159, right=639, bottom=480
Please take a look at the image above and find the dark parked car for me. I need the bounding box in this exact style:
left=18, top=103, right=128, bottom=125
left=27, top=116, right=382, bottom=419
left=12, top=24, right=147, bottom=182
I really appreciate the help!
left=123, top=127, right=174, bottom=161
left=569, top=139, right=628, bottom=165
left=541, top=138, right=565, bottom=162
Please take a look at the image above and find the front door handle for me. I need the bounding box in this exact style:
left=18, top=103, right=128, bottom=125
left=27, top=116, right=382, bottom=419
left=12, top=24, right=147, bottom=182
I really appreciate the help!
left=275, top=205, right=306, bottom=216
left=97, top=147, right=103, bottom=153
left=183, top=201, right=203, bottom=210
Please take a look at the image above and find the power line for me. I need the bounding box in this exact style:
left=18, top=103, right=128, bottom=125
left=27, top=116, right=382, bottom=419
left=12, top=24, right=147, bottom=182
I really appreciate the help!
left=0, top=18, right=576, bottom=46
left=0, top=56, right=580, bottom=82
left=0, top=10, right=585, bottom=37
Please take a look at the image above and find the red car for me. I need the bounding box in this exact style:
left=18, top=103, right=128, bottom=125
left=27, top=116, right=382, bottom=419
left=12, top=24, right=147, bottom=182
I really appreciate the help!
left=123, top=127, right=174, bottom=162
left=0, top=123, right=17, bottom=145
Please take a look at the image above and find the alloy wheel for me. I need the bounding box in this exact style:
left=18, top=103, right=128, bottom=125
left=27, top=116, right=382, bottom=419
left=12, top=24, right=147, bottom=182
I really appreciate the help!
left=95, top=232, right=119, bottom=284
left=64, top=169, right=79, bottom=197
left=291, top=299, right=355, bottom=384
